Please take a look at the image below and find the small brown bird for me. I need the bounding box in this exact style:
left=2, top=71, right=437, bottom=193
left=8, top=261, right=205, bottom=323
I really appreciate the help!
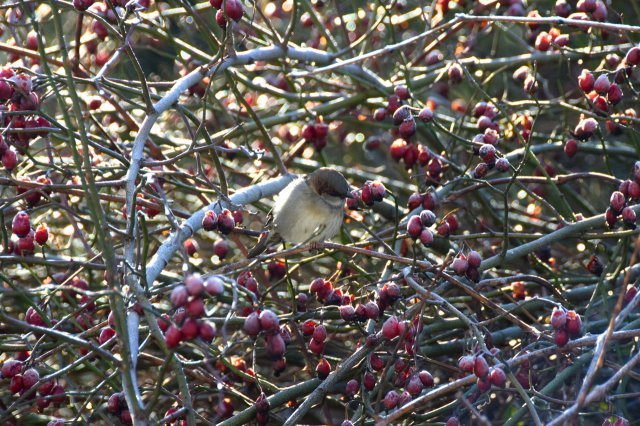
left=248, top=168, right=352, bottom=257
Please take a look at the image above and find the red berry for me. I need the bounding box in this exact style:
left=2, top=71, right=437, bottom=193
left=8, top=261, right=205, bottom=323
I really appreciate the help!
left=34, top=224, right=49, bottom=245
left=363, top=372, right=376, bottom=391
left=183, top=238, right=198, bottom=256
left=387, top=95, right=401, bottom=114
left=625, top=47, right=640, bottom=66
left=224, top=0, right=244, bottom=22
left=99, top=327, right=116, bottom=345
left=406, top=215, right=423, bottom=239
left=217, top=209, right=235, bottom=234
left=165, top=325, right=182, bottom=348
left=624, top=286, right=638, bottom=305
left=308, top=337, right=325, bottom=354
left=107, top=392, right=121, bottom=414
left=12, top=211, right=31, bottom=238
left=578, top=69, right=594, bottom=92
left=489, top=367, right=506, bottom=387
left=382, top=316, right=401, bottom=340
left=301, top=319, right=316, bottom=336
left=10, top=375, right=23, bottom=394
left=418, top=107, right=433, bottom=122
left=157, top=313, right=171, bottom=332
left=339, top=305, right=356, bottom=321
left=316, top=358, right=331, bottom=380
left=181, top=318, right=199, bottom=340
left=451, top=256, right=469, bottom=275
left=364, top=301, right=380, bottom=320
left=266, top=333, right=286, bottom=360
left=473, top=355, right=490, bottom=379
left=564, top=138, right=578, bottom=157
left=406, top=375, right=424, bottom=395
left=586, top=255, right=604, bottom=276
left=594, top=74, right=611, bottom=94
left=550, top=307, right=567, bottom=329
left=418, top=370, right=433, bottom=387
left=446, top=417, right=460, bottom=426
left=370, top=353, right=385, bottom=371
left=170, top=286, right=188, bottom=307
left=373, top=108, right=387, bottom=121
left=199, top=321, right=216, bottom=342
left=575, top=117, right=598, bottom=140
left=185, top=274, right=204, bottom=296
left=555, top=328, right=569, bottom=346
left=312, top=324, right=327, bottom=343
left=565, top=310, right=582, bottom=335
left=2, top=148, right=18, bottom=170
left=477, top=376, right=492, bottom=392
left=496, top=157, right=510, bottom=172
left=383, top=390, right=399, bottom=410
left=398, top=118, right=416, bottom=139
left=394, top=85, right=410, bottom=100
left=345, top=379, right=359, bottom=397
left=244, top=312, right=261, bottom=337
left=608, top=84, right=623, bottom=104
left=186, top=297, right=205, bottom=317
left=622, top=207, right=637, bottom=229
left=258, top=309, right=279, bottom=331
left=205, top=276, right=225, bottom=296
left=202, top=210, right=218, bottom=231
left=22, top=369, right=39, bottom=389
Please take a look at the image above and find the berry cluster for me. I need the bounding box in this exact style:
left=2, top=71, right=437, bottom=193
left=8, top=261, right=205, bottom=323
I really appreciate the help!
left=243, top=309, right=290, bottom=375
left=9, top=211, right=48, bottom=256
left=550, top=306, right=582, bottom=347
left=106, top=392, right=133, bottom=424
left=163, top=274, right=222, bottom=348
left=458, top=353, right=507, bottom=393
left=210, top=0, right=244, bottom=28
left=0, top=66, right=51, bottom=171
left=450, top=250, right=483, bottom=282
left=1, top=359, right=65, bottom=412
left=346, top=180, right=387, bottom=210
left=301, top=119, right=330, bottom=151
left=202, top=208, right=236, bottom=235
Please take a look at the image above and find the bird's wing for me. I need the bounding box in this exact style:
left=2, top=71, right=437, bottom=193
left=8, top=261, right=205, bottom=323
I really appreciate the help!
left=247, top=210, right=281, bottom=258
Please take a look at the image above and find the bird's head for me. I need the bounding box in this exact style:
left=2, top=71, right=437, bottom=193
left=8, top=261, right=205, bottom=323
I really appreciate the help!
left=306, top=168, right=353, bottom=202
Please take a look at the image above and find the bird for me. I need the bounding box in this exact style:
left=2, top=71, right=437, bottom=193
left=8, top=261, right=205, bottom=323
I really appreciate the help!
left=248, top=167, right=353, bottom=258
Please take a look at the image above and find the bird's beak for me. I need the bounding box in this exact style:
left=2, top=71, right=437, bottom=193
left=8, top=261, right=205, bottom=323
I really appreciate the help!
left=344, top=191, right=355, bottom=199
